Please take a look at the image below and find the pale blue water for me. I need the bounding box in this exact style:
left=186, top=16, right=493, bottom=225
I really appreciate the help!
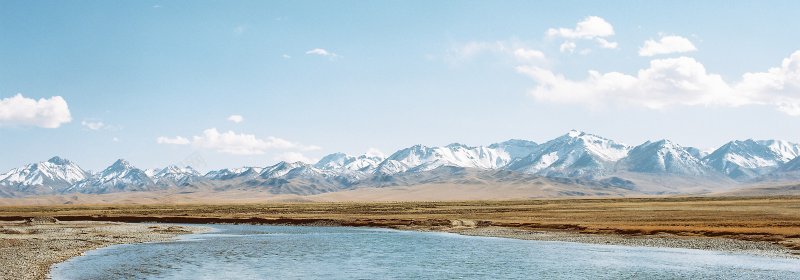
left=51, top=225, right=800, bottom=279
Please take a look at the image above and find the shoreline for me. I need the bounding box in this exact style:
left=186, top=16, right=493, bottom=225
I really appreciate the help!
left=2, top=218, right=796, bottom=280
left=0, top=219, right=207, bottom=280
left=4, top=214, right=795, bottom=258
left=425, top=226, right=799, bottom=259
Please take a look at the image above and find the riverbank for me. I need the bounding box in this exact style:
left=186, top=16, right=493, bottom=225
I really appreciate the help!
left=428, top=226, right=799, bottom=259
left=0, top=196, right=798, bottom=276
left=0, top=218, right=206, bottom=280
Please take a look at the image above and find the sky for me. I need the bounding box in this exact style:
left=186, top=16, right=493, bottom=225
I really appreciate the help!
left=2, top=0, right=800, bottom=172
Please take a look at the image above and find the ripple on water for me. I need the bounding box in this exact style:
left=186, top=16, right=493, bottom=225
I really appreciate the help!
left=51, top=224, right=800, bottom=280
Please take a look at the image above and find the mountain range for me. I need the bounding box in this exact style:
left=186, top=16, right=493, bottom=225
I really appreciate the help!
left=2, top=130, right=800, bottom=198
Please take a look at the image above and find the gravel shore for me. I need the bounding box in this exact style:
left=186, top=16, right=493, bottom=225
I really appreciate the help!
left=0, top=218, right=206, bottom=280
left=431, top=226, right=800, bottom=259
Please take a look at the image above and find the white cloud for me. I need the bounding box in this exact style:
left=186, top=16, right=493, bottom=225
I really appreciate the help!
left=596, top=38, right=618, bottom=49
left=157, top=136, right=190, bottom=145
left=0, top=94, right=71, bottom=128
left=513, top=48, right=545, bottom=60
left=559, top=42, right=576, bottom=53
left=547, top=16, right=615, bottom=39
left=448, top=41, right=545, bottom=63
left=112, top=137, right=120, bottom=142
left=157, top=128, right=321, bottom=155
left=282, top=54, right=291, bottom=59
left=365, top=147, right=386, bottom=158
left=274, top=152, right=317, bottom=164
left=548, top=16, right=618, bottom=52
left=737, top=51, right=800, bottom=115
left=227, top=115, right=244, bottom=123
left=81, top=120, right=106, bottom=130
left=516, top=51, right=800, bottom=116
left=306, top=48, right=338, bottom=58
left=639, top=35, right=697, bottom=57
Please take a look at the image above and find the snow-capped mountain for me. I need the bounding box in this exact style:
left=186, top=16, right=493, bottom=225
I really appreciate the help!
left=3, top=131, right=800, bottom=198
left=314, top=153, right=384, bottom=172
left=488, top=139, right=539, bottom=161
left=260, top=161, right=308, bottom=179
left=67, top=159, right=155, bottom=193
left=0, top=156, right=88, bottom=194
left=617, top=140, right=712, bottom=176
left=702, top=140, right=800, bottom=180
left=152, top=165, right=202, bottom=186
left=204, top=167, right=263, bottom=180
left=507, top=130, right=630, bottom=177
left=375, top=143, right=511, bottom=175
left=684, top=147, right=710, bottom=159
left=778, top=156, right=800, bottom=172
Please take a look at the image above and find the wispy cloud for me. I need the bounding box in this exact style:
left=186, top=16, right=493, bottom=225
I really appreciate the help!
left=227, top=115, right=244, bottom=123
left=0, top=94, right=71, bottom=128
left=513, top=48, right=545, bottom=60
left=447, top=40, right=546, bottom=63
left=80, top=119, right=121, bottom=131
left=81, top=120, right=106, bottom=130
left=305, top=48, right=339, bottom=59
left=639, top=35, right=698, bottom=57
left=157, top=136, right=190, bottom=145
left=157, top=128, right=321, bottom=155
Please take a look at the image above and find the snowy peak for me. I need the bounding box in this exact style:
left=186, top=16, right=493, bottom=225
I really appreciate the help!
left=619, top=140, right=711, bottom=176
left=0, top=156, right=88, bottom=193
left=68, top=159, right=154, bottom=193
left=488, top=139, right=538, bottom=160
left=152, top=165, right=202, bottom=185
left=703, top=139, right=800, bottom=179
left=776, top=155, right=800, bottom=172
left=204, top=167, right=263, bottom=180
left=375, top=143, right=510, bottom=175
left=684, top=147, right=709, bottom=159
left=46, top=156, right=71, bottom=165
left=507, top=130, right=629, bottom=177
left=314, top=153, right=384, bottom=172
left=757, top=140, right=800, bottom=162
left=557, top=130, right=630, bottom=162
left=260, top=161, right=307, bottom=179
left=155, top=165, right=201, bottom=178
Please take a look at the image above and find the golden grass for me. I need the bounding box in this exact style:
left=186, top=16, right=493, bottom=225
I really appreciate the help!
left=1, top=196, right=798, bottom=250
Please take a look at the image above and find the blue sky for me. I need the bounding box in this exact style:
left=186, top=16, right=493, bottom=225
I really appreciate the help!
left=2, top=1, right=800, bottom=172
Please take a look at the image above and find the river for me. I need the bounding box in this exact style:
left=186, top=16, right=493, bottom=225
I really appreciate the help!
left=50, top=224, right=800, bottom=279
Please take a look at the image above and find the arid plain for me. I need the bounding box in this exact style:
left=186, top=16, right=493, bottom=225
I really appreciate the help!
left=2, top=196, right=798, bottom=253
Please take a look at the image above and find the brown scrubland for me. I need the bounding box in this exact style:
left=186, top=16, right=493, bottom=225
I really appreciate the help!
left=1, top=196, right=798, bottom=253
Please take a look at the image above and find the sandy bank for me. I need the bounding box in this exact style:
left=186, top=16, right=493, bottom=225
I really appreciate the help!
left=0, top=218, right=206, bottom=280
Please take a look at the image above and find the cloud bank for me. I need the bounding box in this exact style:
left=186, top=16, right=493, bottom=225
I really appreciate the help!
left=0, top=94, right=71, bottom=128
left=516, top=51, right=800, bottom=115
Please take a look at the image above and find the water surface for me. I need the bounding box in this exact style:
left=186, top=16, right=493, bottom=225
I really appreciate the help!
left=51, top=224, right=800, bottom=279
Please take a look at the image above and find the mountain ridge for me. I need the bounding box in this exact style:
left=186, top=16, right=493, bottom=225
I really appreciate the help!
left=2, top=131, right=800, bottom=198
